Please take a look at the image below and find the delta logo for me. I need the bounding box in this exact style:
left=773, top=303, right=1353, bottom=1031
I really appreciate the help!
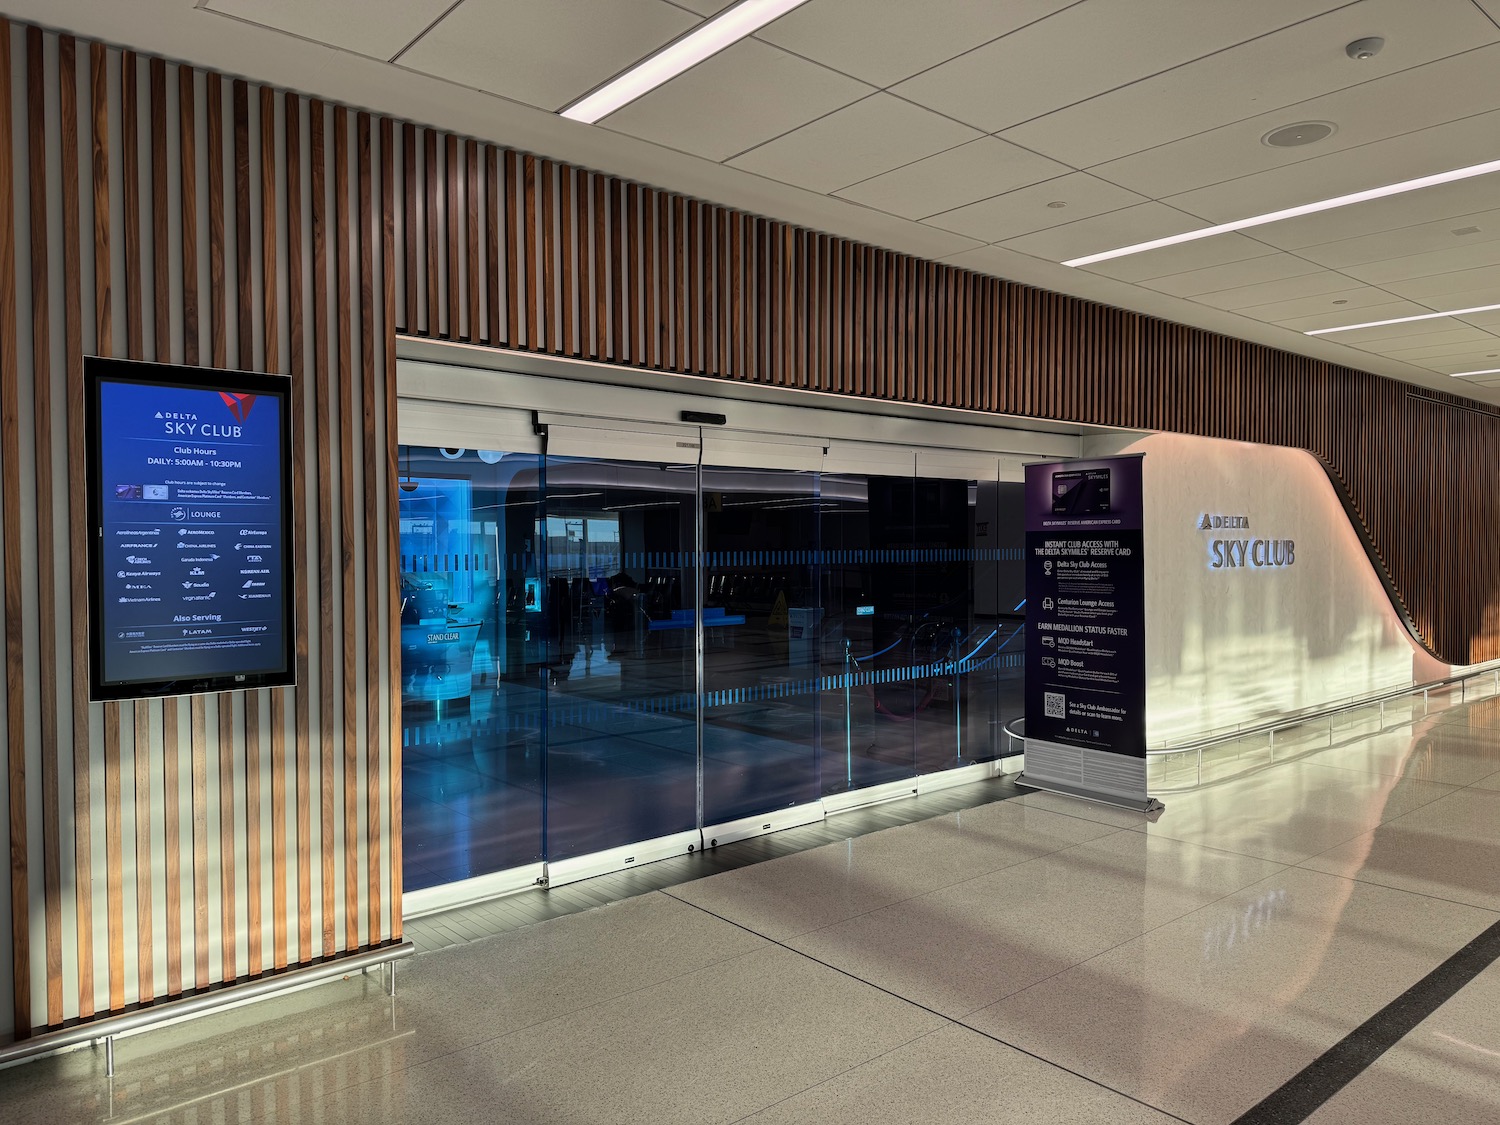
left=1197, top=513, right=1250, bottom=530
left=219, top=392, right=257, bottom=423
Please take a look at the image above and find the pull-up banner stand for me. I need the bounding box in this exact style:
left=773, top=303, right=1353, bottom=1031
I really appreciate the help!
left=1019, top=454, right=1161, bottom=813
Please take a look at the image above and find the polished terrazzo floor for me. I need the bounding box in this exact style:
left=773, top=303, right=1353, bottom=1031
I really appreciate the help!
left=5, top=682, right=1500, bottom=1124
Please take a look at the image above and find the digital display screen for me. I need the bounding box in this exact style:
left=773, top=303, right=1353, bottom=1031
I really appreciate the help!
left=87, top=357, right=295, bottom=700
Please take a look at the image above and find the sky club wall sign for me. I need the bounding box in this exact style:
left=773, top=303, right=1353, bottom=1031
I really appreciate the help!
left=1198, top=513, right=1297, bottom=570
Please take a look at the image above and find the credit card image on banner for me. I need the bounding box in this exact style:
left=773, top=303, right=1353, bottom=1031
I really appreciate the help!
left=1051, top=468, right=1111, bottom=516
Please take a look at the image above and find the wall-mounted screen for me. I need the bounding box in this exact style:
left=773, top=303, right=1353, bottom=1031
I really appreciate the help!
left=86, top=357, right=296, bottom=701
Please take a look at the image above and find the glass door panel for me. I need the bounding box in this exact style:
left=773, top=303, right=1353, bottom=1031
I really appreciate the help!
left=700, top=464, right=821, bottom=825
left=540, top=454, right=699, bottom=860
left=819, top=459, right=919, bottom=795
left=398, top=445, right=545, bottom=891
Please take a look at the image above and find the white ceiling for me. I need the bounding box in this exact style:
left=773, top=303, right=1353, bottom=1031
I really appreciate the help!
left=20, top=0, right=1500, bottom=400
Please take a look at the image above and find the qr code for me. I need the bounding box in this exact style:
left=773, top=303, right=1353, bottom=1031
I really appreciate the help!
left=1043, top=692, right=1066, bottom=719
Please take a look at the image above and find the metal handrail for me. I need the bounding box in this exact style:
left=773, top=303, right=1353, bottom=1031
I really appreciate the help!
left=0, top=940, right=414, bottom=1075
left=1147, top=666, right=1499, bottom=756
left=1004, top=663, right=1500, bottom=791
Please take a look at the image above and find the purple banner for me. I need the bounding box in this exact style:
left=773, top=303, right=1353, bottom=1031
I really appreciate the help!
left=1024, top=455, right=1146, bottom=759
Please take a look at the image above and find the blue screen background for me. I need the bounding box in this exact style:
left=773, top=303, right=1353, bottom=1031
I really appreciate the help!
left=98, top=378, right=288, bottom=689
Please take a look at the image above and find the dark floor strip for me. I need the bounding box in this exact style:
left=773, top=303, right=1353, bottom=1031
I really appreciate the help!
left=1232, top=916, right=1500, bottom=1124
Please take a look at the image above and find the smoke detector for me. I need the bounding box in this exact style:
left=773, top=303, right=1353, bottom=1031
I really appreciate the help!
left=1346, top=37, right=1384, bottom=60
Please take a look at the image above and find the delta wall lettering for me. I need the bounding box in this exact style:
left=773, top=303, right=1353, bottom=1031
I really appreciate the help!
left=1198, top=514, right=1297, bottom=570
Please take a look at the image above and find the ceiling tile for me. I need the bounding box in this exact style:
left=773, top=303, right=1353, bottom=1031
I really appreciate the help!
left=1140, top=254, right=1322, bottom=299
left=999, top=202, right=1217, bottom=263
left=923, top=172, right=1145, bottom=243
left=1331, top=321, right=1492, bottom=346
left=1292, top=207, right=1500, bottom=269
left=1189, top=270, right=1357, bottom=311
left=206, top=0, right=454, bottom=60
left=1099, top=43, right=1500, bottom=205
left=602, top=39, right=872, bottom=163
left=1247, top=172, right=1500, bottom=251
left=1235, top=286, right=1406, bottom=324
left=1339, top=241, right=1500, bottom=285
left=999, top=0, right=1485, bottom=168
left=1165, top=108, right=1500, bottom=237
left=728, top=93, right=980, bottom=194
left=1085, top=233, right=1280, bottom=284
left=834, top=137, right=1070, bottom=220
left=1273, top=301, right=1430, bottom=334
left=1376, top=340, right=1500, bottom=362
left=755, top=0, right=1076, bottom=87
left=400, top=0, right=698, bottom=111
left=1382, top=267, right=1500, bottom=302
left=892, top=0, right=1347, bottom=133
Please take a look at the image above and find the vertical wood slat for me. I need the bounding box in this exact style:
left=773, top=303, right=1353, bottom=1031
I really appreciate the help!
left=505, top=150, right=519, bottom=349
left=334, top=105, right=359, bottom=953
left=541, top=160, right=556, bottom=354
left=575, top=168, right=590, bottom=357
left=149, top=55, right=182, bottom=1000
left=24, top=23, right=63, bottom=1030
left=0, top=15, right=31, bottom=1036
left=465, top=138, right=478, bottom=343
left=560, top=162, right=573, bottom=356
left=232, top=78, right=263, bottom=980
left=627, top=183, right=640, bottom=367
left=523, top=155, right=539, bottom=351
left=593, top=174, right=607, bottom=363
left=658, top=192, right=670, bottom=371
left=401, top=122, right=416, bottom=333
left=88, top=39, right=128, bottom=1018
left=381, top=116, right=403, bottom=935
left=261, top=83, right=289, bottom=974
left=424, top=128, right=437, bottom=337
left=61, top=36, right=94, bottom=1022
left=485, top=147, right=499, bottom=347
left=609, top=178, right=623, bottom=363
left=444, top=133, right=458, bottom=341
left=177, top=64, right=210, bottom=996
left=121, top=50, right=156, bottom=1004
left=310, top=99, right=337, bottom=958
left=285, top=89, right=313, bottom=966
left=358, top=112, right=382, bottom=945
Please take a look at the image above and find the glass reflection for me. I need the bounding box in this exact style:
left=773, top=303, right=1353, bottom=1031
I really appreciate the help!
left=398, top=442, right=1027, bottom=890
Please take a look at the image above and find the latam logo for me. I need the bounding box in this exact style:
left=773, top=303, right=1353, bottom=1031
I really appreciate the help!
left=218, top=392, right=257, bottom=422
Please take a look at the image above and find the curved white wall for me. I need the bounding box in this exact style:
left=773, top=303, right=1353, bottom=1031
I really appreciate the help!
left=1103, top=433, right=1422, bottom=746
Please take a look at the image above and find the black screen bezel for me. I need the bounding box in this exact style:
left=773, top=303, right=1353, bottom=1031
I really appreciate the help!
left=85, top=356, right=297, bottom=701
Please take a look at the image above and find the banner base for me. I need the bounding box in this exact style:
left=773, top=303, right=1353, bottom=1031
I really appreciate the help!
left=1015, top=772, right=1165, bottom=816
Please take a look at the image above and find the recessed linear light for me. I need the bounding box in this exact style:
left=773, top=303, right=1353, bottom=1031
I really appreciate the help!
left=1305, top=302, right=1500, bottom=336
left=1450, top=367, right=1500, bottom=378
left=1061, top=156, right=1500, bottom=269
left=560, top=0, right=813, bottom=124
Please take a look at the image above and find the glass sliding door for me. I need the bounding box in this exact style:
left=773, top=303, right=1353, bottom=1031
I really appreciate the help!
left=398, top=444, right=546, bottom=892
left=540, top=449, right=700, bottom=862
left=819, top=450, right=919, bottom=795
left=700, top=453, right=823, bottom=827
left=400, top=401, right=1034, bottom=898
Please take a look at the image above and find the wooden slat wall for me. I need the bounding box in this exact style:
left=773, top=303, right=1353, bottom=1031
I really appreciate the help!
left=1, top=23, right=398, bottom=1039
left=378, top=105, right=1500, bottom=667
left=4, top=17, right=1500, bottom=1038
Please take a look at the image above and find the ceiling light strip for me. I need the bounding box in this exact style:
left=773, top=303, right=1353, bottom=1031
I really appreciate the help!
left=1061, top=157, right=1500, bottom=268
left=1305, top=302, right=1500, bottom=336
left=560, top=0, right=813, bottom=124
left=1450, top=367, right=1500, bottom=378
